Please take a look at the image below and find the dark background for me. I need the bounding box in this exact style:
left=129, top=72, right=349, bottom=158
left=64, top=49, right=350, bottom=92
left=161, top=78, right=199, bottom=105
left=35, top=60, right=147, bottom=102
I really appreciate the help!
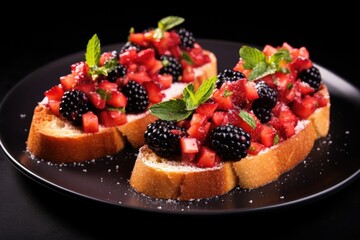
left=1, top=5, right=360, bottom=239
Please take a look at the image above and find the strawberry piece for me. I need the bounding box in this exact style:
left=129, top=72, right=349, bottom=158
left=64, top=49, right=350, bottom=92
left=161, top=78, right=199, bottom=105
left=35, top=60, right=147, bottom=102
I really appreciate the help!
left=107, top=91, right=127, bottom=108
left=291, top=96, right=318, bottom=119
left=45, top=84, right=64, bottom=101
left=195, top=102, right=218, bottom=118
left=82, top=111, right=99, bottom=133
left=100, top=51, right=115, bottom=66
left=143, top=81, right=165, bottom=103
left=213, top=87, right=233, bottom=110
left=127, top=71, right=152, bottom=84
left=263, top=45, right=277, bottom=57
left=98, top=81, right=118, bottom=92
left=87, top=92, right=106, bottom=109
left=119, top=49, right=138, bottom=65
left=314, top=91, right=329, bottom=107
left=60, top=73, right=76, bottom=91
left=99, top=110, right=127, bottom=127
left=71, top=61, right=90, bottom=83
left=180, top=137, right=199, bottom=154
left=181, top=65, right=195, bottom=83
left=259, top=125, right=277, bottom=147
left=211, top=111, right=229, bottom=127
left=227, top=109, right=262, bottom=141
left=247, top=142, right=265, bottom=155
left=129, top=33, right=147, bottom=47
left=187, top=122, right=210, bottom=144
left=47, top=100, right=61, bottom=117
left=74, top=83, right=96, bottom=94
left=190, top=113, right=207, bottom=126
left=196, top=146, right=217, bottom=168
left=155, top=74, right=173, bottom=89
left=290, top=57, right=313, bottom=72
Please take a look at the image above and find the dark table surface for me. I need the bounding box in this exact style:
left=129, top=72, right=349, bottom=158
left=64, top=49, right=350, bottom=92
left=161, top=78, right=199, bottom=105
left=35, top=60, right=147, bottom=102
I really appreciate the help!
left=1, top=7, right=360, bottom=239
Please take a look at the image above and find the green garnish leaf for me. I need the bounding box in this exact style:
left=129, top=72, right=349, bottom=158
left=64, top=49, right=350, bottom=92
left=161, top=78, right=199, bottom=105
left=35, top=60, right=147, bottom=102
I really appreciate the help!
left=181, top=51, right=194, bottom=65
left=107, top=107, right=125, bottom=113
left=273, top=134, right=280, bottom=145
left=153, top=16, right=185, bottom=39
left=149, top=99, right=192, bottom=121
left=96, top=89, right=111, bottom=101
left=240, top=45, right=293, bottom=81
left=85, top=34, right=101, bottom=67
left=223, top=89, right=233, bottom=97
left=239, top=110, right=256, bottom=129
left=149, top=77, right=217, bottom=121
left=240, top=45, right=266, bottom=69
left=158, top=16, right=185, bottom=31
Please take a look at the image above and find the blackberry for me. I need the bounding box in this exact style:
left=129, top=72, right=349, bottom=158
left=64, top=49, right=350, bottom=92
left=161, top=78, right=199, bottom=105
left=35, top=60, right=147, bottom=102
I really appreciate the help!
left=59, top=90, right=91, bottom=126
left=145, top=120, right=186, bottom=158
left=299, top=66, right=322, bottom=91
left=252, top=81, right=277, bottom=123
left=216, top=69, right=245, bottom=88
left=253, top=108, right=272, bottom=124
left=120, top=42, right=142, bottom=53
left=159, top=55, right=182, bottom=82
left=107, top=64, right=127, bottom=82
left=121, top=80, right=149, bottom=114
left=209, top=124, right=251, bottom=161
left=176, top=28, right=195, bottom=49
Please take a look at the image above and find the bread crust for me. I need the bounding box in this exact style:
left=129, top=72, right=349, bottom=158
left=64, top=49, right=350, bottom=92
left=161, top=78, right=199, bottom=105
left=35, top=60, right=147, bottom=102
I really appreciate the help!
left=129, top=86, right=330, bottom=200
left=26, top=51, right=217, bottom=163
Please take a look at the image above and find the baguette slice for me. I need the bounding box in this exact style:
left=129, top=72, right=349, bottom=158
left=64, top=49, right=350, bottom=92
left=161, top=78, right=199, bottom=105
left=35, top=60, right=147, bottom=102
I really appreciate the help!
left=26, top=51, right=217, bottom=163
left=129, top=86, right=330, bottom=200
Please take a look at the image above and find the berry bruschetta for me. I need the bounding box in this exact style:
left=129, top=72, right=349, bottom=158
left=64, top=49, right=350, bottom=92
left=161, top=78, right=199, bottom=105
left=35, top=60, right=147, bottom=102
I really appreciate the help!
left=129, top=42, right=330, bottom=200
left=26, top=16, right=217, bottom=163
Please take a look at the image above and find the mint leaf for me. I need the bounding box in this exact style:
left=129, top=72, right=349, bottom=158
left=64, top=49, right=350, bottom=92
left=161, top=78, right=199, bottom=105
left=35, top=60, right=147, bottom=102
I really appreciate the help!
left=85, top=34, right=101, bottom=67
left=153, top=16, right=185, bottom=39
left=240, top=45, right=266, bottom=69
left=96, top=89, right=111, bottom=101
left=239, top=110, right=256, bottom=129
left=149, top=77, right=217, bottom=121
left=181, top=51, right=194, bottom=65
left=158, top=16, right=185, bottom=31
left=277, top=49, right=292, bottom=63
left=248, top=61, right=277, bottom=81
left=149, top=99, right=192, bottom=121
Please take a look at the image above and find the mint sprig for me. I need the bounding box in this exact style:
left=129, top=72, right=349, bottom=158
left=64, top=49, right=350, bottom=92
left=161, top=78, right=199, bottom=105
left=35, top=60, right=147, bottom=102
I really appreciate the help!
left=149, top=76, right=217, bottom=121
left=239, top=45, right=292, bottom=81
left=153, top=16, right=185, bottom=39
left=85, top=34, right=118, bottom=80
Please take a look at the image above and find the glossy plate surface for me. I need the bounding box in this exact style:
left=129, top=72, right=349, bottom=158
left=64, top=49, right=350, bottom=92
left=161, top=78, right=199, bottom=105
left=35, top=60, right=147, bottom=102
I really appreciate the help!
left=1, top=40, right=360, bottom=215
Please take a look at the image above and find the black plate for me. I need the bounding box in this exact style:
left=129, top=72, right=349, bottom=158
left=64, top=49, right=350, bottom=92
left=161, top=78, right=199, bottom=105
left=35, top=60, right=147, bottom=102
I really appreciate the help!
left=1, top=39, right=360, bottom=215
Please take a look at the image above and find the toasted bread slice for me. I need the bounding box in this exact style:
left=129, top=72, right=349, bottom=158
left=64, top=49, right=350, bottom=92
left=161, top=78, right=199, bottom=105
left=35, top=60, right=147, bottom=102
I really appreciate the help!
left=26, top=51, right=217, bottom=163
left=129, top=86, right=330, bottom=200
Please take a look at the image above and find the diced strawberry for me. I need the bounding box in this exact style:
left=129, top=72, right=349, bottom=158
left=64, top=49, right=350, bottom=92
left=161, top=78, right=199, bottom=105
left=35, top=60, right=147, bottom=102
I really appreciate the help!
left=74, top=83, right=96, bottom=94
left=211, top=111, right=229, bottom=127
left=119, top=49, right=138, bottom=65
left=107, top=91, right=127, bottom=108
left=263, top=45, right=277, bottom=57
left=100, top=51, right=115, bottom=66
left=296, top=81, right=315, bottom=96
left=314, top=91, right=329, bottom=107
left=291, top=96, right=318, bottom=119
left=72, top=61, right=90, bottom=83
left=259, top=125, right=277, bottom=147
left=129, top=33, right=147, bottom=47
left=127, top=71, right=152, bottom=83
left=44, top=84, right=64, bottom=101
left=99, top=110, right=127, bottom=127
left=271, top=103, right=298, bottom=139
left=82, top=111, right=99, bottom=133
left=261, top=74, right=277, bottom=89
left=187, top=122, right=210, bottom=144
left=290, top=57, right=313, bottom=72
left=180, top=137, right=199, bottom=154
left=155, top=74, right=173, bottom=89
left=136, top=48, right=155, bottom=64
left=181, top=65, right=195, bottom=83
left=298, top=47, right=310, bottom=59
left=190, top=113, right=207, bottom=126
left=87, top=91, right=106, bottom=109
left=143, top=81, right=165, bottom=103
left=195, top=102, right=218, bottom=118
left=247, top=142, right=265, bottom=155
left=98, top=81, right=118, bottom=92
left=244, top=81, right=259, bottom=100
left=47, top=100, right=61, bottom=117
left=181, top=152, right=197, bottom=163
left=227, top=109, right=262, bottom=141
left=213, top=87, right=233, bottom=110
left=196, top=146, right=217, bottom=168
left=149, top=60, right=164, bottom=75
left=233, top=59, right=245, bottom=72
left=60, top=73, right=76, bottom=91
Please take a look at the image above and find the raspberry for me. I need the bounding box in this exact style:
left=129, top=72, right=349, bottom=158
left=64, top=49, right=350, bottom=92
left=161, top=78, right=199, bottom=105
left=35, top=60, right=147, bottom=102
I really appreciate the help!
left=208, top=124, right=251, bottom=161
left=145, top=120, right=186, bottom=157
